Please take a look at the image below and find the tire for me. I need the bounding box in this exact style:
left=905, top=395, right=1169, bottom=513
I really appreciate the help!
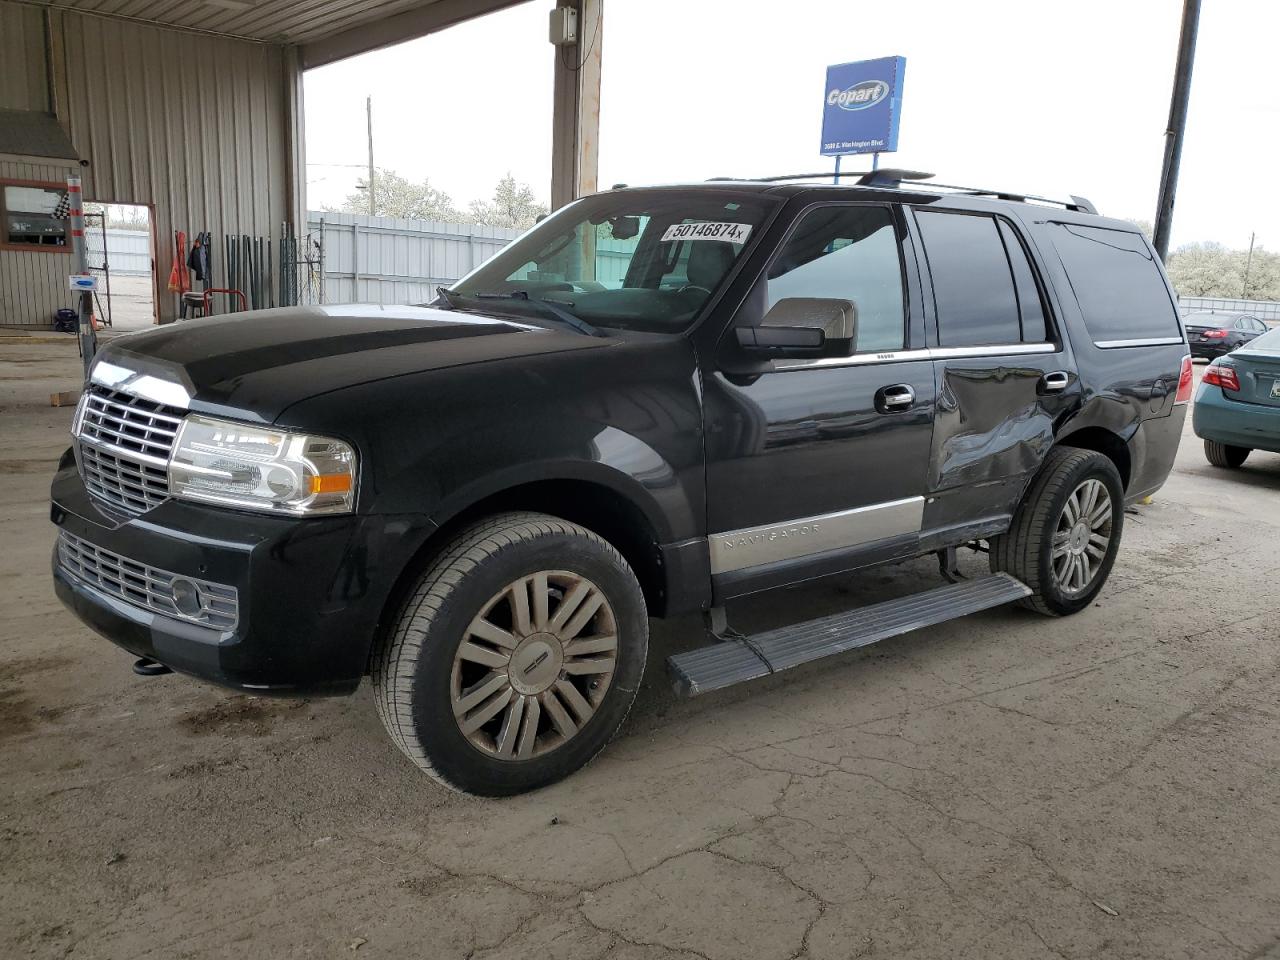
left=1203, top=439, right=1251, bottom=469
left=372, top=512, right=648, bottom=796
left=990, top=447, right=1124, bottom=617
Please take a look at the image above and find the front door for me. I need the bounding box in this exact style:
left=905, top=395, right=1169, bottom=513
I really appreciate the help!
left=701, top=203, right=937, bottom=599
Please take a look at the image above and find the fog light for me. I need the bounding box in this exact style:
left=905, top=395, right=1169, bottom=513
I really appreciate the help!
left=170, top=578, right=203, bottom=617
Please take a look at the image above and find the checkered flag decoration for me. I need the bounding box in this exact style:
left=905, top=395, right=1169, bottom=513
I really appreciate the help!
left=51, top=191, right=71, bottom=220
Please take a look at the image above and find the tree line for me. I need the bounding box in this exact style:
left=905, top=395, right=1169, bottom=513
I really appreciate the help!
left=1126, top=220, right=1277, bottom=301
left=334, top=169, right=548, bottom=230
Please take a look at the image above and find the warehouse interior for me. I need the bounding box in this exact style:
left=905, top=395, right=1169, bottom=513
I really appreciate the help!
left=0, top=0, right=600, bottom=327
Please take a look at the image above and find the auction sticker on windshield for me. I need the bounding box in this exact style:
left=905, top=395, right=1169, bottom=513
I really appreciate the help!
left=661, top=222, right=753, bottom=244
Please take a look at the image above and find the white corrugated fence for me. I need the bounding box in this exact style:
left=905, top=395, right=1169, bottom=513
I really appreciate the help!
left=1179, top=296, right=1280, bottom=325
left=308, top=211, right=521, bottom=305
left=85, top=227, right=151, bottom=276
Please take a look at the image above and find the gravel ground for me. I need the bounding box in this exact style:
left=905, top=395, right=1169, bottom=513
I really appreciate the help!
left=2, top=340, right=1278, bottom=960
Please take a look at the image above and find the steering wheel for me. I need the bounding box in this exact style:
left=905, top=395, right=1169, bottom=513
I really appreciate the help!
left=677, top=284, right=712, bottom=297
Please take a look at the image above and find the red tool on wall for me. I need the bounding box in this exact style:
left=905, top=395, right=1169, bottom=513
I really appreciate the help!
left=167, top=231, right=189, bottom=294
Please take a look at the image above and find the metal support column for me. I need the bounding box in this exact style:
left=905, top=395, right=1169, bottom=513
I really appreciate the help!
left=67, top=175, right=96, bottom=376
left=550, top=0, right=603, bottom=210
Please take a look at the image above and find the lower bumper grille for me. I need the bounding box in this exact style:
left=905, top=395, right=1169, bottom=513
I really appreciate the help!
left=57, top=531, right=239, bottom=630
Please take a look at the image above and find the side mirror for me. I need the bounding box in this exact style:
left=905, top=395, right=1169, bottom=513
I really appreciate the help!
left=736, top=297, right=857, bottom=358
left=736, top=325, right=826, bottom=355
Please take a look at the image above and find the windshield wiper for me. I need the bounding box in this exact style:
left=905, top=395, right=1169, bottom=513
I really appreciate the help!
left=471, top=291, right=603, bottom=338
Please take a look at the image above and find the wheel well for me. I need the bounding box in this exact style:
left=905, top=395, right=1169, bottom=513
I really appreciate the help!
left=1058, top=427, right=1132, bottom=490
left=368, top=481, right=668, bottom=672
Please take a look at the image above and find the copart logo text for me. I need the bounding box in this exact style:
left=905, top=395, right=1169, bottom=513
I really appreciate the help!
left=827, top=80, right=889, bottom=111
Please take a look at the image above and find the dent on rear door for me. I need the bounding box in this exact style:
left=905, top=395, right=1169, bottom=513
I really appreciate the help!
left=931, top=361, right=1058, bottom=501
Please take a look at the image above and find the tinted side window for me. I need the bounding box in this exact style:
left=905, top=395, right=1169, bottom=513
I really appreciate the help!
left=997, top=219, right=1049, bottom=342
left=766, top=205, right=905, bottom=352
left=1048, top=223, right=1179, bottom=342
left=916, top=211, right=1021, bottom=347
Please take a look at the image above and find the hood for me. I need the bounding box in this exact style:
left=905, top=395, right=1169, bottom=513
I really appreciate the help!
left=97, top=304, right=609, bottom=422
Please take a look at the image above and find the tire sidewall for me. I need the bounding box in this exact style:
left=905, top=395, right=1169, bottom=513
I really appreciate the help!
left=407, top=528, right=648, bottom=796
left=1036, top=455, right=1125, bottom=615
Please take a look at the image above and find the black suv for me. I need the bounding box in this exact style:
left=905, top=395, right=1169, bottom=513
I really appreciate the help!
left=51, top=172, right=1191, bottom=795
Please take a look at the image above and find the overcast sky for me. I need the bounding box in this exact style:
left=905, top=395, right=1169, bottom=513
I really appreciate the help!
left=304, top=0, right=1279, bottom=250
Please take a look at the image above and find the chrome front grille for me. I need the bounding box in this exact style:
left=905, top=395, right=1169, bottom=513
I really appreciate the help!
left=76, top=384, right=184, bottom=515
left=56, top=531, right=239, bottom=630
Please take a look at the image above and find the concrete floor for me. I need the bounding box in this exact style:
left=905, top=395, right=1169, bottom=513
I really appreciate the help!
left=2, top=340, right=1279, bottom=960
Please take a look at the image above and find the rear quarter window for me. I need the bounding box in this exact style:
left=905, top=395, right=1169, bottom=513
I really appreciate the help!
left=1048, top=223, right=1180, bottom=344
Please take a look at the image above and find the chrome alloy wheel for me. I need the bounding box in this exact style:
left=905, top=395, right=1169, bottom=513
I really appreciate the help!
left=1052, top=478, right=1113, bottom=596
left=450, top=571, right=618, bottom=761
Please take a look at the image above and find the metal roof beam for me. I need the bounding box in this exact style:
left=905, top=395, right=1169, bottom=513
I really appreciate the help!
left=299, top=0, right=529, bottom=69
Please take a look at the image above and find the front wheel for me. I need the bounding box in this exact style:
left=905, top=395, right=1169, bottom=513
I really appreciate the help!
left=1203, top=439, right=1250, bottom=469
left=990, top=447, right=1125, bottom=616
left=372, top=512, right=648, bottom=796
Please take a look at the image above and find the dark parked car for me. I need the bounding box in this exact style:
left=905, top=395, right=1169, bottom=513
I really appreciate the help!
left=1184, top=311, right=1269, bottom=360
left=1193, top=327, right=1280, bottom=467
left=51, top=172, right=1191, bottom=795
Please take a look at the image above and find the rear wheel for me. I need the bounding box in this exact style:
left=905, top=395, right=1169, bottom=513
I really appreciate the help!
left=1203, top=439, right=1250, bottom=469
left=990, top=447, right=1124, bottom=616
left=372, top=512, right=648, bottom=796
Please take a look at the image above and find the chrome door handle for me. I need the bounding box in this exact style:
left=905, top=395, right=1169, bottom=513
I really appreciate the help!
left=876, top=383, right=915, bottom=413
left=1041, top=371, right=1070, bottom=393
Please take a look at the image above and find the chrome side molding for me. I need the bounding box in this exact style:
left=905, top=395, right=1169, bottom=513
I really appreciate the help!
left=709, top=496, right=925, bottom=574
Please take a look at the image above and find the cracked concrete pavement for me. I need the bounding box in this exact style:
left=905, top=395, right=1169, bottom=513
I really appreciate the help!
left=2, top=339, right=1279, bottom=960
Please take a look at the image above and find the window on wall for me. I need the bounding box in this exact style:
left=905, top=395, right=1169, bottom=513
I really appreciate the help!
left=2, top=182, right=70, bottom=250
left=916, top=210, right=1052, bottom=347
left=765, top=205, right=906, bottom=352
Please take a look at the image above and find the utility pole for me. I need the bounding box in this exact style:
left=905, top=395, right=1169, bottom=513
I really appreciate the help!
left=1242, top=231, right=1256, bottom=299
left=1152, top=0, right=1201, bottom=262
left=366, top=95, right=375, bottom=217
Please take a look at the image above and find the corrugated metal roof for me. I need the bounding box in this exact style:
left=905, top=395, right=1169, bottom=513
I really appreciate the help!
left=0, top=109, right=80, bottom=159
left=17, top=0, right=511, bottom=46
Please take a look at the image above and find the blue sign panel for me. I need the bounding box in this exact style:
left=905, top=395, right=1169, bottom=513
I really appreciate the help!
left=820, top=56, right=906, bottom=157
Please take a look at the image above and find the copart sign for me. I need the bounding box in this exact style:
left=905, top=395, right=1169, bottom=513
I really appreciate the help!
left=820, top=56, right=906, bottom=157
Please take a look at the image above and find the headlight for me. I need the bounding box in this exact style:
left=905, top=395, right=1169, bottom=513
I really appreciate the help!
left=168, top=415, right=357, bottom=515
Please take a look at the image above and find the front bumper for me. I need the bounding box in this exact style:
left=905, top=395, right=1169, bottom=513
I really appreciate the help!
left=1192, top=386, right=1280, bottom=454
left=50, top=453, right=435, bottom=696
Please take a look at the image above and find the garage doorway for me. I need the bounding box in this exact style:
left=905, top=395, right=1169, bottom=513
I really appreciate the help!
left=84, top=202, right=156, bottom=330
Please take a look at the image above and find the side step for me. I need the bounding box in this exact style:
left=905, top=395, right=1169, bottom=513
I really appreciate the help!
left=667, top=573, right=1031, bottom=697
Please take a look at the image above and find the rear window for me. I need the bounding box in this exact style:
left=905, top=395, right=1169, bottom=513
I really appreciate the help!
left=1049, top=223, right=1180, bottom=343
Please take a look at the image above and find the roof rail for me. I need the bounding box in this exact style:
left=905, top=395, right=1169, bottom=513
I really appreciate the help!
left=708, top=169, right=1098, bottom=215
left=707, top=172, right=866, bottom=183
left=856, top=169, right=1098, bottom=214
left=855, top=169, right=935, bottom=187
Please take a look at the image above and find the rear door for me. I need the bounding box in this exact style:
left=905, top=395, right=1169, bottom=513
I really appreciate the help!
left=909, top=207, right=1079, bottom=541
left=1239, top=316, right=1267, bottom=346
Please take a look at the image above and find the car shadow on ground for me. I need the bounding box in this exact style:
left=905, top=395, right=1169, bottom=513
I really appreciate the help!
left=1180, top=449, right=1280, bottom=491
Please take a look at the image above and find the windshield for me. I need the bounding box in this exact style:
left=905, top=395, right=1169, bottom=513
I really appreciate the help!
left=446, top=190, right=778, bottom=333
